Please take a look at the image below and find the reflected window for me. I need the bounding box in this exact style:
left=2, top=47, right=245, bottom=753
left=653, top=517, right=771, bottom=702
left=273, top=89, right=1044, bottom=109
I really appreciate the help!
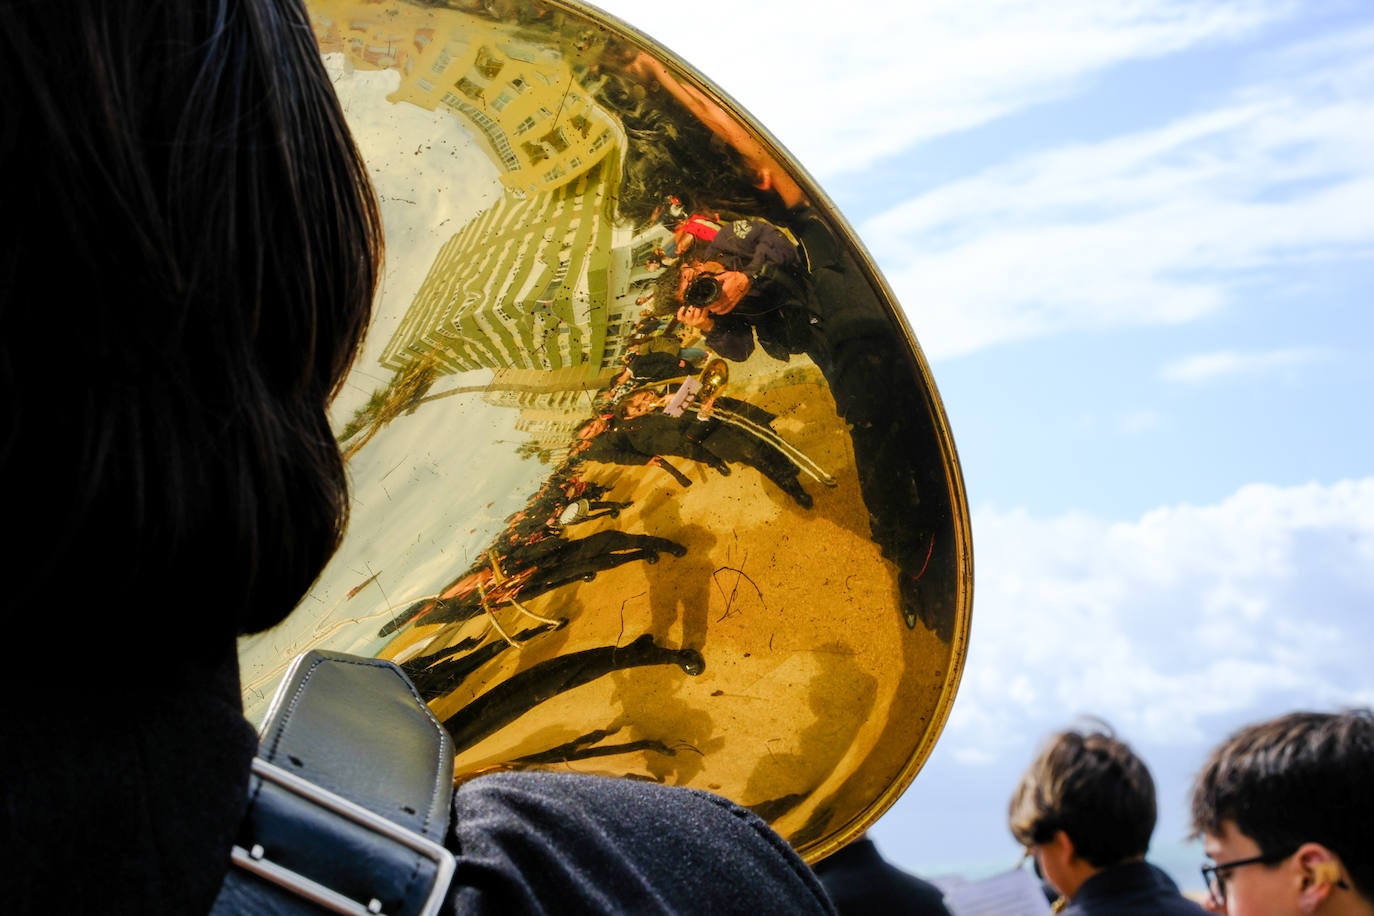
left=454, top=76, right=483, bottom=101
left=474, top=46, right=503, bottom=79
left=540, top=128, right=569, bottom=153
left=521, top=140, right=549, bottom=164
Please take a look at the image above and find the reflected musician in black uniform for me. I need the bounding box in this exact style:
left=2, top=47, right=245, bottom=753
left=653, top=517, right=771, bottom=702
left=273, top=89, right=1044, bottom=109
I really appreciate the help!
left=378, top=526, right=687, bottom=637
left=572, top=390, right=816, bottom=509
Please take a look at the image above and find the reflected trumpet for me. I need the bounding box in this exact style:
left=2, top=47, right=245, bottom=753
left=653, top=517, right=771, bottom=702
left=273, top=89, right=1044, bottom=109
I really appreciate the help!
left=695, top=357, right=729, bottom=407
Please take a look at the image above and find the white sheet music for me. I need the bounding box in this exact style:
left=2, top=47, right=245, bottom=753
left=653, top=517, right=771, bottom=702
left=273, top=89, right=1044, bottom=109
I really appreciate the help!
left=662, top=376, right=699, bottom=416
left=940, top=867, right=1055, bottom=916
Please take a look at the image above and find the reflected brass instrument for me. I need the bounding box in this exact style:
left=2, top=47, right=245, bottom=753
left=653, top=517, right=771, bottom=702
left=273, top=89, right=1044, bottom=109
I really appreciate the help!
left=662, top=357, right=727, bottom=418
left=695, top=357, right=729, bottom=406
left=238, top=0, right=972, bottom=866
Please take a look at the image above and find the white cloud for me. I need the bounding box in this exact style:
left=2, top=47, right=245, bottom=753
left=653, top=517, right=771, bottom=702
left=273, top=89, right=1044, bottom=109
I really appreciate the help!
left=879, top=120, right=1374, bottom=354
left=862, top=27, right=1374, bottom=359
left=1159, top=346, right=1329, bottom=382
left=943, top=477, right=1374, bottom=761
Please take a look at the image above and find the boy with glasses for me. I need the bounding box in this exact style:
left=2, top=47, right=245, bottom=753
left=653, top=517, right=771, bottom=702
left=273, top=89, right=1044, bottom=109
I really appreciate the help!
left=1190, top=709, right=1374, bottom=915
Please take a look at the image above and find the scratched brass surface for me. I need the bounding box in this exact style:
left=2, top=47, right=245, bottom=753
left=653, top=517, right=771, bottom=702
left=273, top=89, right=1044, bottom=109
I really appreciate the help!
left=236, top=0, right=972, bottom=863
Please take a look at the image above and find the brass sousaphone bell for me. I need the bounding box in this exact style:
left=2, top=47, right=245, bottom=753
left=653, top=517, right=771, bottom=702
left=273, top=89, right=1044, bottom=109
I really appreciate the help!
left=238, top=0, right=972, bottom=866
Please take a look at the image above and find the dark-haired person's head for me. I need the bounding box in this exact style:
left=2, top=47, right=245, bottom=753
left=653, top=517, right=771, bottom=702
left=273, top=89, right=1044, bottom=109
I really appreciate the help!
left=3, top=1, right=382, bottom=908
left=1008, top=718, right=1157, bottom=899
left=1190, top=708, right=1374, bottom=914
left=1, top=0, right=383, bottom=689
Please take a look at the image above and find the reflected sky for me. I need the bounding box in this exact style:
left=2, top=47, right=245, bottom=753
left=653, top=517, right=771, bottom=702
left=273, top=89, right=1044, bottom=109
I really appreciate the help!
left=241, top=376, right=554, bottom=722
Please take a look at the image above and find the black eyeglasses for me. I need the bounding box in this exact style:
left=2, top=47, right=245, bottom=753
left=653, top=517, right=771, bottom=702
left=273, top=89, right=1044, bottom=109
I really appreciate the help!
left=1200, top=850, right=1297, bottom=906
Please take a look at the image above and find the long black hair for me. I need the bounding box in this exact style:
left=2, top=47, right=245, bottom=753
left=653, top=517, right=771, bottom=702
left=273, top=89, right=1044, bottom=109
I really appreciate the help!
left=0, top=0, right=384, bottom=664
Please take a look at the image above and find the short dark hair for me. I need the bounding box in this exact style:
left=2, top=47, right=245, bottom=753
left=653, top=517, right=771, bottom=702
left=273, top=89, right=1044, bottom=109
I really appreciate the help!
left=1008, top=718, right=1156, bottom=867
left=653, top=259, right=686, bottom=304
left=1189, top=708, right=1374, bottom=900
left=0, top=0, right=383, bottom=681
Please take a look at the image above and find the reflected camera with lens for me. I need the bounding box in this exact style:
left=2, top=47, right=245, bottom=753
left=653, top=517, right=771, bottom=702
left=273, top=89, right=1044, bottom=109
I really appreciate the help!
left=683, top=273, right=722, bottom=308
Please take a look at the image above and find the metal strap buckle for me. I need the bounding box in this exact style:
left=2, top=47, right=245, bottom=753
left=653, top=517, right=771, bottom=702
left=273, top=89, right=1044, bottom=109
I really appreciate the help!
left=230, top=757, right=456, bottom=916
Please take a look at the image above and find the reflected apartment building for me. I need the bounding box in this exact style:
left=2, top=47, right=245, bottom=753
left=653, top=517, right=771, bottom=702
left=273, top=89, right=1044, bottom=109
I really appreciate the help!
left=312, top=1, right=668, bottom=401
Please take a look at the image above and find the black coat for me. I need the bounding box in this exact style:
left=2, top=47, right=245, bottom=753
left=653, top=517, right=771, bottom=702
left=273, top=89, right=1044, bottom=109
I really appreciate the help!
left=813, top=836, right=952, bottom=915
left=1063, top=861, right=1208, bottom=916
left=4, top=647, right=257, bottom=913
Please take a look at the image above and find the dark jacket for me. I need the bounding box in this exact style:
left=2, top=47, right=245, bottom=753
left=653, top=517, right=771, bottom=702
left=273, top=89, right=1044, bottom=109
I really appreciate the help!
left=5, top=648, right=259, bottom=913
left=813, top=836, right=952, bottom=915
left=629, top=349, right=700, bottom=382
left=447, top=770, right=837, bottom=914
left=1063, top=860, right=1208, bottom=916
left=692, top=216, right=820, bottom=364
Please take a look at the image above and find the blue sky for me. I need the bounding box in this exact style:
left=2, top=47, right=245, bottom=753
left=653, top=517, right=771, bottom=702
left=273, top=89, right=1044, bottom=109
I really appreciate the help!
left=588, top=0, right=1374, bottom=893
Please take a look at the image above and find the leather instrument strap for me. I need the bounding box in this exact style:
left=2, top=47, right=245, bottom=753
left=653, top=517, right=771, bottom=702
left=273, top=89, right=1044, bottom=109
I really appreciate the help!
left=211, top=650, right=456, bottom=916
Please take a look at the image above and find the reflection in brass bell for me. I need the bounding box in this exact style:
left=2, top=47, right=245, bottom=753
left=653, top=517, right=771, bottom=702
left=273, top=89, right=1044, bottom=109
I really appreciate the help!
left=696, top=358, right=729, bottom=404
left=240, top=0, right=973, bottom=869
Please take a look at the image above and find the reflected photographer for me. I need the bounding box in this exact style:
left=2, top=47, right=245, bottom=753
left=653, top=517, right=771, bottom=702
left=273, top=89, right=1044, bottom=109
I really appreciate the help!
left=663, top=216, right=817, bottom=365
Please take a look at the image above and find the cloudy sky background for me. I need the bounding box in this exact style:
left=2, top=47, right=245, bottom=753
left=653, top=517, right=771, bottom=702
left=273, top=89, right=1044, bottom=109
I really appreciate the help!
left=587, top=0, right=1374, bottom=893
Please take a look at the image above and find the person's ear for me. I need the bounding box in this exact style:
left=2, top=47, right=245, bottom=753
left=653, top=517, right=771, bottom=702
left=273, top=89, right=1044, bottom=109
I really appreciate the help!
left=1296, top=844, right=1344, bottom=915
left=1037, top=830, right=1093, bottom=902
left=1039, top=828, right=1081, bottom=867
